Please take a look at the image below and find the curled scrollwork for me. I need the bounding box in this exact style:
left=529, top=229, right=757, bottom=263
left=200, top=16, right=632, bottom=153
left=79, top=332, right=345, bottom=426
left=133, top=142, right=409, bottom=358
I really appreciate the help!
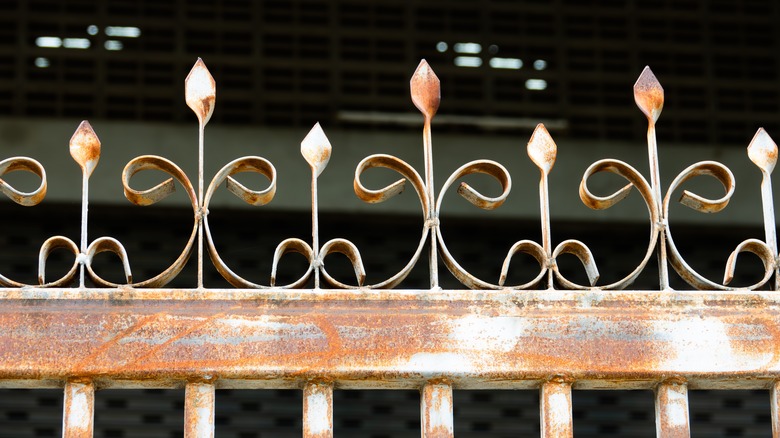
left=202, top=156, right=284, bottom=288
left=0, top=157, right=78, bottom=287
left=0, top=157, right=47, bottom=207
left=434, top=159, right=514, bottom=289
left=573, top=158, right=660, bottom=290
left=663, top=161, right=773, bottom=290
left=350, top=153, right=429, bottom=288
left=271, top=238, right=314, bottom=288
left=104, top=154, right=199, bottom=287
left=35, top=236, right=80, bottom=287
left=85, top=237, right=133, bottom=286
left=318, top=238, right=366, bottom=288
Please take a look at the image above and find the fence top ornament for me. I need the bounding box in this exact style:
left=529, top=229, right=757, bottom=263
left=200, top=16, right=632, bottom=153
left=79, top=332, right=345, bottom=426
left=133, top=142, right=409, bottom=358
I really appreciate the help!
left=0, top=58, right=778, bottom=292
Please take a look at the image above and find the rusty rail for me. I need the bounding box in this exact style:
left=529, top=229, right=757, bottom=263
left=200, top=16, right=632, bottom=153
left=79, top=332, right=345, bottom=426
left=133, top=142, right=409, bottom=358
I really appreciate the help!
left=0, top=59, right=779, bottom=436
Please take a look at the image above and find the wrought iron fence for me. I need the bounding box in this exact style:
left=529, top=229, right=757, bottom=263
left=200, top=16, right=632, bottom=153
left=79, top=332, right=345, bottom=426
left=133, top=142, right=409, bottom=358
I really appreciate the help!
left=0, top=58, right=778, bottom=437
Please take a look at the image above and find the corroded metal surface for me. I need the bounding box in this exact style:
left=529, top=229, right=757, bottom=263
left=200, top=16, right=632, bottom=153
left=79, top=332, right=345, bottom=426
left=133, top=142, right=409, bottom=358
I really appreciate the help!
left=0, top=55, right=778, bottom=436
left=655, top=381, right=690, bottom=438
left=0, top=59, right=777, bottom=291
left=62, top=380, right=94, bottom=438
left=184, top=382, right=215, bottom=438
left=303, top=381, right=333, bottom=438
left=421, top=382, right=453, bottom=438
left=540, top=380, right=573, bottom=438
left=0, top=290, right=778, bottom=390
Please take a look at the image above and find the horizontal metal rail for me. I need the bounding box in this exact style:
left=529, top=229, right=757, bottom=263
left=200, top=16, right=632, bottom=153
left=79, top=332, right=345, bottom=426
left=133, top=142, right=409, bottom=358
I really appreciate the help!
left=1, top=289, right=778, bottom=436
left=1, top=289, right=778, bottom=388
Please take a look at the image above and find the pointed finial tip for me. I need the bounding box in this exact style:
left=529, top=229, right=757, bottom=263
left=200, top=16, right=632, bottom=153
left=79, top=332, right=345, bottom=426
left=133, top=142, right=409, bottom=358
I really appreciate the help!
left=185, top=58, right=216, bottom=126
left=747, top=127, right=777, bottom=174
left=410, top=59, right=441, bottom=120
left=527, top=123, right=557, bottom=174
left=634, top=66, right=664, bottom=123
left=301, top=122, right=332, bottom=177
left=69, top=120, right=101, bottom=177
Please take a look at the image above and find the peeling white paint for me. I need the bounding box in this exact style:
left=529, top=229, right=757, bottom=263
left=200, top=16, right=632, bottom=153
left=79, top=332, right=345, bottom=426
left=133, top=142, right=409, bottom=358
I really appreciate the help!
left=658, top=319, right=772, bottom=371
left=304, top=390, right=331, bottom=435
left=405, top=352, right=474, bottom=374
left=664, top=388, right=689, bottom=427
left=448, top=315, right=530, bottom=352
left=546, top=391, right=570, bottom=426
left=65, top=386, right=90, bottom=431
left=422, top=384, right=453, bottom=434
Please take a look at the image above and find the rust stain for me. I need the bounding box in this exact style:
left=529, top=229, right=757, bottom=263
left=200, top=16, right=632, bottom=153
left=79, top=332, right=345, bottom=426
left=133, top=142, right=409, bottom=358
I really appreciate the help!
left=634, top=66, right=664, bottom=123
left=185, top=58, right=216, bottom=126
left=69, top=120, right=101, bottom=178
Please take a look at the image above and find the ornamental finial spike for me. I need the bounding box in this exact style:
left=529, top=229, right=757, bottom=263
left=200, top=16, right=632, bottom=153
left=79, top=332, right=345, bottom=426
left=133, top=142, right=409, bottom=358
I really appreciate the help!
left=301, top=122, right=332, bottom=177
left=410, top=59, right=440, bottom=120
left=185, top=58, right=216, bottom=126
left=747, top=128, right=778, bottom=174
left=527, top=123, right=557, bottom=175
left=634, top=66, right=664, bottom=123
left=69, top=120, right=100, bottom=178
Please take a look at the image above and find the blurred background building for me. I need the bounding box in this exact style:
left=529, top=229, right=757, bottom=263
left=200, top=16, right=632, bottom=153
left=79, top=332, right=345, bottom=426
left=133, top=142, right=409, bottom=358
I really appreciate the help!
left=0, top=0, right=778, bottom=436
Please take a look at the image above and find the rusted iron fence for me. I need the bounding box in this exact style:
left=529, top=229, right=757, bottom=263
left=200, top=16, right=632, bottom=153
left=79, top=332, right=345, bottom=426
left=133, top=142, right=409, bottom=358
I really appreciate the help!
left=0, top=59, right=778, bottom=437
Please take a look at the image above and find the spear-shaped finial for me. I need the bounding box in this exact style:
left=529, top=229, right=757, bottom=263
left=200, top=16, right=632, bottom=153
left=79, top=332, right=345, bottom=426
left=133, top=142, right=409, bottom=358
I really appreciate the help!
left=301, top=123, right=333, bottom=288
left=301, top=122, right=332, bottom=178
left=70, top=120, right=101, bottom=287
left=747, top=128, right=779, bottom=290
left=748, top=128, right=778, bottom=175
left=634, top=66, right=664, bottom=123
left=410, top=59, right=440, bottom=121
left=185, top=58, right=216, bottom=127
left=69, top=120, right=101, bottom=178
left=527, top=123, right=557, bottom=176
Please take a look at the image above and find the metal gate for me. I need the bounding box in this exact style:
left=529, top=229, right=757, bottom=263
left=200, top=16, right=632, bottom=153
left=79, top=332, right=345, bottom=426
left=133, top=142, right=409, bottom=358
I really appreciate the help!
left=0, top=58, right=778, bottom=438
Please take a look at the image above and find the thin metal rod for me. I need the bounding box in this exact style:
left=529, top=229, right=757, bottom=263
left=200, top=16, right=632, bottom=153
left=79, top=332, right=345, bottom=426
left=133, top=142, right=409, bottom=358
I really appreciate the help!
left=303, top=382, right=333, bottom=438
left=647, top=122, right=669, bottom=289
left=79, top=172, right=88, bottom=288
left=540, top=172, right=553, bottom=289
left=772, top=381, right=779, bottom=438
left=540, top=380, right=573, bottom=438
left=62, top=380, right=94, bottom=438
left=759, top=172, right=778, bottom=290
left=655, top=381, right=690, bottom=438
left=197, top=122, right=204, bottom=289
left=184, top=382, right=215, bottom=438
left=421, top=382, right=453, bottom=438
left=423, top=119, right=439, bottom=289
left=312, top=171, right=320, bottom=289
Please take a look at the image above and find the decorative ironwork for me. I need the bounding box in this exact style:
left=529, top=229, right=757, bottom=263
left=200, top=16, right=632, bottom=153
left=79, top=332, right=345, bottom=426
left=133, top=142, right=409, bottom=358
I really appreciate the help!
left=1, top=58, right=778, bottom=291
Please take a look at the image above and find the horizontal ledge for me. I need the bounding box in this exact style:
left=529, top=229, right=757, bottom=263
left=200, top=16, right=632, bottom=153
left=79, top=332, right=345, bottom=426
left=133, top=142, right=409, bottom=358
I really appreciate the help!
left=2, top=287, right=780, bottom=302
left=0, top=290, right=778, bottom=390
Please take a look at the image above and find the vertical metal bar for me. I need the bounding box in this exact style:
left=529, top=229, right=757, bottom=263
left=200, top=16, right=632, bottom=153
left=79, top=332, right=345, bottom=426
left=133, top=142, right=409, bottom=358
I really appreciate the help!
left=772, top=381, right=779, bottom=438
left=760, top=169, right=779, bottom=291
left=79, top=171, right=88, bottom=288
left=197, top=121, right=204, bottom=289
left=184, top=382, right=215, bottom=438
left=62, top=380, right=94, bottom=438
left=303, top=381, right=333, bottom=438
left=311, top=172, right=320, bottom=288
left=655, top=380, right=690, bottom=438
left=540, top=380, right=573, bottom=438
left=539, top=171, right=553, bottom=289
left=421, top=382, right=453, bottom=438
left=647, top=122, right=669, bottom=290
left=748, top=129, right=779, bottom=290
left=634, top=67, right=667, bottom=290
left=423, top=120, right=439, bottom=289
